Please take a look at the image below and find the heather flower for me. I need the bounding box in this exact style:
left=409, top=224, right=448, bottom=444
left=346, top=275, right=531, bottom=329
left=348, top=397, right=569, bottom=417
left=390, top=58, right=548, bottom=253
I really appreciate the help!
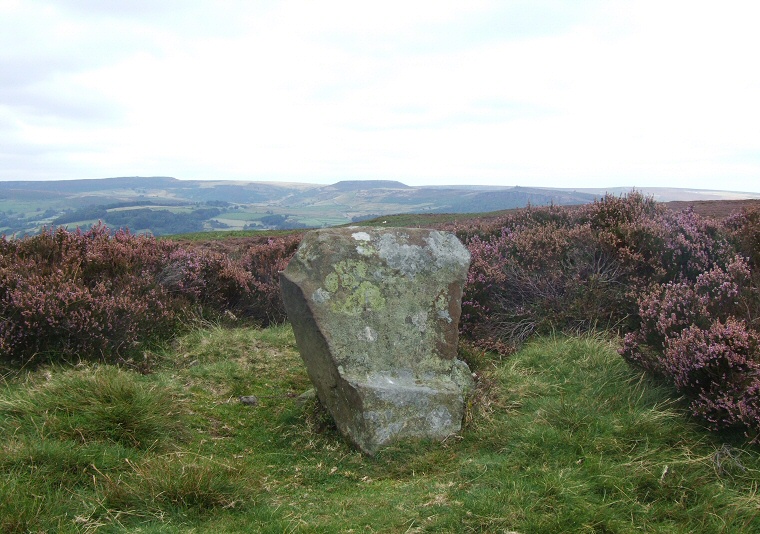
left=1, top=225, right=300, bottom=364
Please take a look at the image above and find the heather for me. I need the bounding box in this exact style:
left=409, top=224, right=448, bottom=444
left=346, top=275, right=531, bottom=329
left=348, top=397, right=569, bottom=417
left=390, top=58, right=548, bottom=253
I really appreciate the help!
left=620, top=256, right=760, bottom=439
left=0, top=224, right=298, bottom=365
left=457, top=194, right=760, bottom=440
left=458, top=193, right=731, bottom=345
left=2, top=195, right=760, bottom=439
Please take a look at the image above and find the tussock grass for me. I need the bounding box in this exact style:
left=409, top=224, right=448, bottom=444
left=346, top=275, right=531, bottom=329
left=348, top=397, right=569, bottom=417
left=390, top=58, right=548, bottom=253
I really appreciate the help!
left=96, top=453, right=243, bottom=518
left=2, top=326, right=760, bottom=532
left=1, top=365, right=185, bottom=449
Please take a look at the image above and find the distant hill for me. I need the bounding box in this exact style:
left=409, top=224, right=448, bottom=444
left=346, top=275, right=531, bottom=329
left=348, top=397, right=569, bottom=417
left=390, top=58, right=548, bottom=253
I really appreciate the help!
left=1, top=177, right=757, bottom=237
left=423, top=187, right=597, bottom=213
left=0, top=176, right=179, bottom=194
left=325, top=180, right=412, bottom=191
left=555, top=186, right=760, bottom=203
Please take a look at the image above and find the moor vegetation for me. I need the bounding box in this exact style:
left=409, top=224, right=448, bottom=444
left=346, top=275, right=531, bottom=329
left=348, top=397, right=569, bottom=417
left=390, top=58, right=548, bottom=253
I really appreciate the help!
left=455, top=195, right=760, bottom=440
left=0, top=223, right=300, bottom=365
left=2, top=193, right=760, bottom=531
left=2, top=194, right=760, bottom=438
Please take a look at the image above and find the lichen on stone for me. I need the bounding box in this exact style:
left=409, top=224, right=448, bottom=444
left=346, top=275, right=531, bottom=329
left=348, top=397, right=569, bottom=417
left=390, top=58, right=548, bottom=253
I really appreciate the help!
left=280, top=227, right=474, bottom=455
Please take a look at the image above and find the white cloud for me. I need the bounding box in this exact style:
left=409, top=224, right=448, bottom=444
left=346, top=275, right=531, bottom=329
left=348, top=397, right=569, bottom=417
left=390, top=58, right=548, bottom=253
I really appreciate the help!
left=0, top=0, right=758, bottom=191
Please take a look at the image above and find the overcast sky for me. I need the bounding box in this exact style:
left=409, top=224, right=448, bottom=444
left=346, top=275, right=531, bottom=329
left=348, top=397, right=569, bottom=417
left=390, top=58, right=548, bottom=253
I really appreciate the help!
left=1, top=1, right=759, bottom=192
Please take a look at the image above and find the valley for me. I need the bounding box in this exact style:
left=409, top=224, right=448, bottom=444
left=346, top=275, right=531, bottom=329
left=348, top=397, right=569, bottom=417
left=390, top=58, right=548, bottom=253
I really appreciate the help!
left=1, top=176, right=758, bottom=237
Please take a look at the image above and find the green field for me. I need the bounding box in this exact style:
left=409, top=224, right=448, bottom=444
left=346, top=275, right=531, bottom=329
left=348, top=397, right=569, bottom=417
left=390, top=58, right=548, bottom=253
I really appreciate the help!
left=3, top=324, right=759, bottom=533
left=0, top=177, right=602, bottom=237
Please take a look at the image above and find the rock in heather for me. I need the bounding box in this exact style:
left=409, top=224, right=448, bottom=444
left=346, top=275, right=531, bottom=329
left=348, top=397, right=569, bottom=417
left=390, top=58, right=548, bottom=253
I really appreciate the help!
left=280, top=227, right=474, bottom=455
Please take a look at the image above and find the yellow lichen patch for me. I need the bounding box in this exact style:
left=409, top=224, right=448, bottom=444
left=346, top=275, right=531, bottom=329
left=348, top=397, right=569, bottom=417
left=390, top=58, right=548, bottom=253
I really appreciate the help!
left=321, top=259, right=388, bottom=314
left=339, top=281, right=386, bottom=314
left=325, top=260, right=369, bottom=291
left=324, top=272, right=339, bottom=292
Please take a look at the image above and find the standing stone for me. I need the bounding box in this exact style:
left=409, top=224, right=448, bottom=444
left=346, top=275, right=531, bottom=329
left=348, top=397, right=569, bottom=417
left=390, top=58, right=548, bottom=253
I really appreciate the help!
left=280, top=227, right=474, bottom=455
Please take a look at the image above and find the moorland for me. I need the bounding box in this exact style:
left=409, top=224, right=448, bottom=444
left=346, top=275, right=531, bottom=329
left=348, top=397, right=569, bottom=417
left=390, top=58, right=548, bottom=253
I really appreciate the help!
left=2, top=193, right=760, bottom=532
left=0, top=176, right=598, bottom=237
left=2, top=175, right=758, bottom=237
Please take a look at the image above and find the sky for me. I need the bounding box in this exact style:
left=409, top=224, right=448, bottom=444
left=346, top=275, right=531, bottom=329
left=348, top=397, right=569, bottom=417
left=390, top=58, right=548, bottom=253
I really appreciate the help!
left=1, top=1, right=759, bottom=192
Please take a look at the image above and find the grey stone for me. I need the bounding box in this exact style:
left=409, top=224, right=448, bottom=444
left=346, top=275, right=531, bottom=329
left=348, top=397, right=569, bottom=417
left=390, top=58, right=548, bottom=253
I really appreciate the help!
left=296, top=388, right=317, bottom=406
left=281, top=227, right=474, bottom=455
left=239, top=395, right=259, bottom=406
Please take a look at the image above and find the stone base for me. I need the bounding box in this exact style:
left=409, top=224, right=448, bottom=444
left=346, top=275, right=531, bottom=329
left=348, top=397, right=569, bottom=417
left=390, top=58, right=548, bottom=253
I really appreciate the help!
left=324, top=373, right=467, bottom=455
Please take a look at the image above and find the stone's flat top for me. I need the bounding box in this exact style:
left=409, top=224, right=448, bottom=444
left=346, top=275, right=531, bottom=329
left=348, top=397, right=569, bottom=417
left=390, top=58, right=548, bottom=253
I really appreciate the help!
left=351, top=231, right=371, bottom=241
left=291, top=227, right=471, bottom=278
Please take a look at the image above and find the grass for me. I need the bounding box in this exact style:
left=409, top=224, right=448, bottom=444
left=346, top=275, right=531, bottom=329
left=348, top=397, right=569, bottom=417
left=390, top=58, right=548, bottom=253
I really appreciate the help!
left=348, top=209, right=520, bottom=229
left=166, top=228, right=304, bottom=241
left=2, top=325, right=760, bottom=532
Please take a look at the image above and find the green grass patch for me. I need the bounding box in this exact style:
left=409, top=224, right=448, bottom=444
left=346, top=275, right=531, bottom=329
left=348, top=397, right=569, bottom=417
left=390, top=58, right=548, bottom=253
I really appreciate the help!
left=1, top=366, right=186, bottom=449
left=2, top=328, right=759, bottom=532
left=346, top=208, right=520, bottom=228
left=165, top=228, right=304, bottom=241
